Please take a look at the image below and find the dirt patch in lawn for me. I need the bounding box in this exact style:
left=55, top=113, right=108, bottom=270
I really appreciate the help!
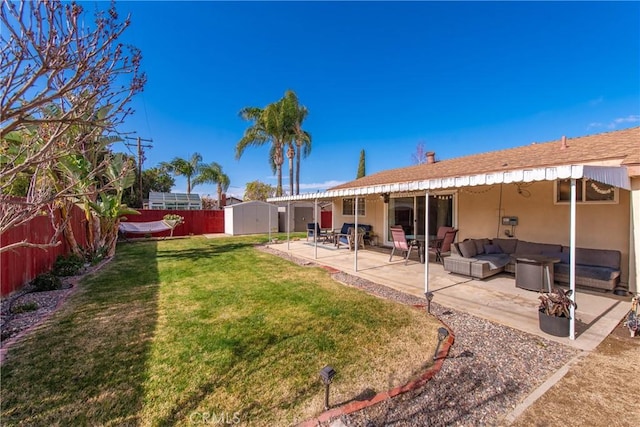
left=510, top=314, right=640, bottom=426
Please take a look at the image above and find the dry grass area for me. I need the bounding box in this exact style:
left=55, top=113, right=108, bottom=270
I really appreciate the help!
left=511, top=322, right=640, bottom=427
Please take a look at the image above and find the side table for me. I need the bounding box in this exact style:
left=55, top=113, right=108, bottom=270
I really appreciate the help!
left=512, top=254, right=561, bottom=292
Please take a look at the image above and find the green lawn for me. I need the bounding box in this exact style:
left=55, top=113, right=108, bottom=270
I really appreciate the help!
left=1, top=235, right=441, bottom=426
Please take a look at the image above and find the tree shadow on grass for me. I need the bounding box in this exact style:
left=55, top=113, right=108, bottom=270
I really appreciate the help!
left=154, top=242, right=254, bottom=263
left=0, top=241, right=161, bottom=426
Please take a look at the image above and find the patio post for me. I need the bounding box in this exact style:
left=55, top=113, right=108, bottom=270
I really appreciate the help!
left=424, top=191, right=430, bottom=294
left=314, top=197, right=318, bottom=259
left=287, top=200, right=291, bottom=251
left=354, top=196, right=359, bottom=272
left=569, top=179, right=577, bottom=340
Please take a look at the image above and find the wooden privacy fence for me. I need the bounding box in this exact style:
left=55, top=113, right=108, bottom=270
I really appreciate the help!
left=1, top=208, right=225, bottom=297
left=1, top=204, right=88, bottom=297
left=120, top=209, right=224, bottom=238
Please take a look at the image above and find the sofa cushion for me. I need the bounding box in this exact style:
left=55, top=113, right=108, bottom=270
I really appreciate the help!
left=562, top=246, right=620, bottom=269
left=555, top=263, right=620, bottom=282
left=474, top=238, right=491, bottom=255
left=515, top=240, right=562, bottom=255
left=484, top=244, right=502, bottom=254
left=492, top=238, right=518, bottom=254
left=458, top=240, right=477, bottom=258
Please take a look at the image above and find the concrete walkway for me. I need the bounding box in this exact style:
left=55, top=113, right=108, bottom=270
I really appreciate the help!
left=267, top=239, right=629, bottom=352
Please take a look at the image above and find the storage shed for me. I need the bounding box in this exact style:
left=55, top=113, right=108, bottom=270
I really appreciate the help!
left=224, top=200, right=278, bottom=235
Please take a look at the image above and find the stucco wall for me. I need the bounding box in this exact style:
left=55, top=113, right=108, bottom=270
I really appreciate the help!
left=458, top=181, right=630, bottom=284
left=332, top=196, right=386, bottom=240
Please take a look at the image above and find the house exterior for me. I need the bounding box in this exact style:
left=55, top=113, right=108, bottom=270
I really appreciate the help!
left=268, top=127, right=639, bottom=294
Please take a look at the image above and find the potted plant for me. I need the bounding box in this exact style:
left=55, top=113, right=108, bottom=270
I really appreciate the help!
left=538, top=287, right=577, bottom=337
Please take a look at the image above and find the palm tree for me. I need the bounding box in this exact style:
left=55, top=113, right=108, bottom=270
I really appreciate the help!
left=192, top=162, right=230, bottom=209
left=282, top=90, right=312, bottom=195
left=236, top=98, right=296, bottom=197
left=160, top=152, right=202, bottom=194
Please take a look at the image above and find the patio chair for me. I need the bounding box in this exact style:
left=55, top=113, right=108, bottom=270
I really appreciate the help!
left=336, top=226, right=365, bottom=250
left=306, top=223, right=321, bottom=241
left=389, top=225, right=417, bottom=265
left=430, top=228, right=458, bottom=263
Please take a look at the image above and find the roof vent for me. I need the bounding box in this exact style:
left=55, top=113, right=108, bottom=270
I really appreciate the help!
left=560, top=135, right=567, bottom=150
left=426, top=151, right=436, bottom=164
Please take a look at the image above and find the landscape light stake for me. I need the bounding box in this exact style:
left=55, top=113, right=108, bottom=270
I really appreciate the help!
left=319, top=365, right=336, bottom=410
left=433, top=327, right=449, bottom=361
left=425, top=291, right=434, bottom=314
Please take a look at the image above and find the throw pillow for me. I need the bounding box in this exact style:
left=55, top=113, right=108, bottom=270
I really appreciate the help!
left=458, top=240, right=477, bottom=258
left=484, top=244, right=502, bottom=254
left=474, top=238, right=490, bottom=255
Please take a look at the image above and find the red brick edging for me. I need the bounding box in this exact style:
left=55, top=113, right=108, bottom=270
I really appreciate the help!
left=297, top=311, right=455, bottom=426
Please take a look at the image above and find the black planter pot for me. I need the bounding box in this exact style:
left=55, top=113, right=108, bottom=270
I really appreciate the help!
left=538, top=310, right=570, bottom=337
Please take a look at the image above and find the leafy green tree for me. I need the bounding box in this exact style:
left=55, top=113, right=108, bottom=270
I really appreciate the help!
left=160, top=153, right=203, bottom=194
left=122, top=166, right=175, bottom=208
left=357, top=149, right=366, bottom=178
left=192, top=162, right=230, bottom=209
left=244, top=180, right=276, bottom=201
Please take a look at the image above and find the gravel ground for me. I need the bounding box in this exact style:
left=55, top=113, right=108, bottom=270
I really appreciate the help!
left=259, top=245, right=580, bottom=427
left=0, top=260, right=108, bottom=356
left=0, top=282, right=74, bottom=343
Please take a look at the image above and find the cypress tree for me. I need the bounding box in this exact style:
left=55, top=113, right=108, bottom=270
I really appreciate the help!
left=356, top=149, right=366, bottom=178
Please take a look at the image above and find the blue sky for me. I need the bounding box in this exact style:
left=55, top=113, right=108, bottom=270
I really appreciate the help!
left=104, top=1, right=639, bottom=199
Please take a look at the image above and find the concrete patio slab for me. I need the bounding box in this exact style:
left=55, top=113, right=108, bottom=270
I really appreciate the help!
left=267, top=239, right=630, bottom=352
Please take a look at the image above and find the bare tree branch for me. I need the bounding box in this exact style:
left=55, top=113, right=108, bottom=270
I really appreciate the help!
left=0, top=0, right=145, bottom=253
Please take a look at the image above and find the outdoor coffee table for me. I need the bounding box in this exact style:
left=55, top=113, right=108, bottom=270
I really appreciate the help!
left=512, top=254, right=561, bottom=292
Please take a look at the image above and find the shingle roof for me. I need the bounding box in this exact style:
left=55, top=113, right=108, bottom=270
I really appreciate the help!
left=330, top=127, right=640, bottom=191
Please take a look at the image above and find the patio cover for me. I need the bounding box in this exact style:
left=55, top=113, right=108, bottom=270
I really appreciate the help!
left=268, top=164, right=633, bottom=341
left=267, top=165, right=631, bottom=202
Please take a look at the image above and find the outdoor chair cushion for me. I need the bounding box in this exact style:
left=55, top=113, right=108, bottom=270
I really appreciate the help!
left=514, top=240, right=562, bottom=255
left=562, top=246, right=620, bottom=269
left=554, top=263, right=620, bottom=282
left=492, top=238, right=518, bottom=254
left=483, top=244, right=502, bottom=254
left=458, top=240, right=477, bottom=258
left=474, top=238, right=491, bottom=255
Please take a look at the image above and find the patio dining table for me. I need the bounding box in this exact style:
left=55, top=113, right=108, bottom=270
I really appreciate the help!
left=406, top=234, right=432, bottom=264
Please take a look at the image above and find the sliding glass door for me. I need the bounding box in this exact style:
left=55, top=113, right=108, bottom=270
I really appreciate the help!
left=386, top=194, right=454, bottom=242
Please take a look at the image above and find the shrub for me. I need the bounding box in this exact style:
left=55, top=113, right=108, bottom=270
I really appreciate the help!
left=52, top=253, right=85, bottom=276
left=31, top=273, right=63, bottom=292
left=11, top=302, right=39, bottom=314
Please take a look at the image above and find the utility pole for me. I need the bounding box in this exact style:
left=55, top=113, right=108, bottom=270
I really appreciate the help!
left=124, top=136, right=153, bottom=207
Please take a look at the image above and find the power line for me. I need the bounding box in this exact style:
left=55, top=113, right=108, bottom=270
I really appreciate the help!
left=124, top=136, right=153, bottom=205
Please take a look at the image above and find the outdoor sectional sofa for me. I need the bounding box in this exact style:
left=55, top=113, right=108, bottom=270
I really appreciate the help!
left=443, top=237, right=621, bottom=291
